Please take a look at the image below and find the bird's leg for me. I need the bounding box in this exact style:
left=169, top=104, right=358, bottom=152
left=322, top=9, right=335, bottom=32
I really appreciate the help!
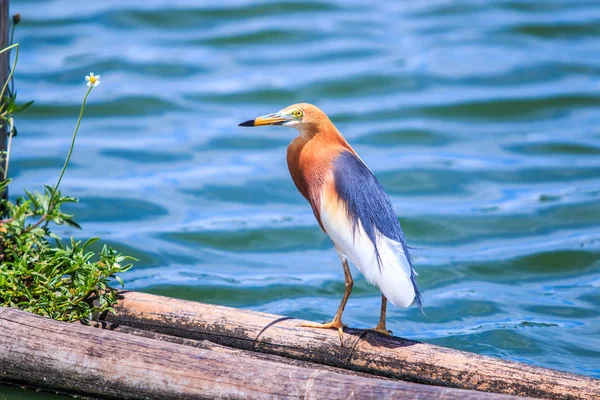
left=301, top=259, right=353, bottom=342
left=371, top=294, right=391, bottom=336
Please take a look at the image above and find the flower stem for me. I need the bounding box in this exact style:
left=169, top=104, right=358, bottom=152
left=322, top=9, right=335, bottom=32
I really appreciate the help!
left=9, top=21, right=17, bottom=95
left=0, top=44, right=18, bottom=106
left=0, top=43, right=18, bottom=56
left=3, top=117, right=14, bottom=180
left=1, top=44, right=18, bottom=184
left=47, top=85, right=94, bottom=216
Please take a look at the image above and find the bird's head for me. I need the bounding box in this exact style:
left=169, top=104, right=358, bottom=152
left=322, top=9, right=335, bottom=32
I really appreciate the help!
left=239, top=103, right=330, bottom=137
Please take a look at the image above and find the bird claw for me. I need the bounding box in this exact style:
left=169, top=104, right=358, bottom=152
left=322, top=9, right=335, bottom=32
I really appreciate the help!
left=301, top=319, right=347, bottom=345
left=367, top=324, right=392, bottom=336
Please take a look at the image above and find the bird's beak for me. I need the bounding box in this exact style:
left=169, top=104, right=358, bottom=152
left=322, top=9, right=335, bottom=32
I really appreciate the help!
left=238, top=112, right=289, bottom=127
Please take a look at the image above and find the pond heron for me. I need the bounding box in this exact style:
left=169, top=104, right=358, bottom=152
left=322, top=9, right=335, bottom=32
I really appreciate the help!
left=239, top=103, right=421, bottom=338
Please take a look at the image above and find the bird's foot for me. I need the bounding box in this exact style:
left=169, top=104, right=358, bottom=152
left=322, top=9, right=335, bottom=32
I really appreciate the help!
left=301, top=319, right=347, bottom=344
left=367, top=323, right=392, bottom=336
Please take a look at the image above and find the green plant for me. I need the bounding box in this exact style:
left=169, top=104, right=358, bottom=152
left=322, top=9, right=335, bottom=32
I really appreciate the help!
left=0, top=21, right=134, bottom=323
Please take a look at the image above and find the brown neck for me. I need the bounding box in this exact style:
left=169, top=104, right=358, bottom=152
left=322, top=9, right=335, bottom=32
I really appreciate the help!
left=298, top=119, right=353, bottom=153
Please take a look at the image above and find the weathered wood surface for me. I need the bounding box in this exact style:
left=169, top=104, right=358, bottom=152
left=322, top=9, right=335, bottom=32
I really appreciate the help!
left=103, top=290, right=600, bottom=400
left=0, top=307, right=518, bottom=400
left=112, top=324, right=402, bottom=381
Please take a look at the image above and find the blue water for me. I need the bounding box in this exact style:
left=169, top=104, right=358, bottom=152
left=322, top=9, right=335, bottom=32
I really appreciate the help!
left=3, top=0, right=600, bottom=396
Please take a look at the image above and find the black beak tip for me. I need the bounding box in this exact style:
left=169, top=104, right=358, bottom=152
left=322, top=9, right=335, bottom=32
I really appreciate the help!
left=238, top=119, right=255, bottom=127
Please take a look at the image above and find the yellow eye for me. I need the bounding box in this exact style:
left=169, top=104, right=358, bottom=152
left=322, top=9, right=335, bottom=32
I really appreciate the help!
left=293, top=109, right=303, bottom=118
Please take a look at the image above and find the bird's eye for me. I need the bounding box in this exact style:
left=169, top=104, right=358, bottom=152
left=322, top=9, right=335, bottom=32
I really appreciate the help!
left=294, top=110, right=303, bottom=118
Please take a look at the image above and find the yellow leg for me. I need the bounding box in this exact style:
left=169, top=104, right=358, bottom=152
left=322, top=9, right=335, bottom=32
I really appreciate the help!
left=371, top=294, right=391, bottom=336
left=302, top=259, right=353, bottom=342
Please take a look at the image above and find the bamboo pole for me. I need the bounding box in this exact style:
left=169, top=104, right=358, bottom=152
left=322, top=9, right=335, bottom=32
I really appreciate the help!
left=102, top=291, right=600, bottom=400
left=0, top=307, right=516, bottom=400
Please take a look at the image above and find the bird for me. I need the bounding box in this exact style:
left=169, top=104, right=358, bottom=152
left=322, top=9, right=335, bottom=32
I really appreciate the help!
left=239, top=103, right=421, bottom=338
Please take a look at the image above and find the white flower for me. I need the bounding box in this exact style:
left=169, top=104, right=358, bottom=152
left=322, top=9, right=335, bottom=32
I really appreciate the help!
left=85, top=72, right=101, bottom=87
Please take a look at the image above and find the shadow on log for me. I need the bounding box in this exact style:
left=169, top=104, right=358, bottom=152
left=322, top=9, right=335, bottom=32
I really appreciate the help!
left=101, top=291, right=600, bottom=400
left=0, top=307, right=518, bottom=400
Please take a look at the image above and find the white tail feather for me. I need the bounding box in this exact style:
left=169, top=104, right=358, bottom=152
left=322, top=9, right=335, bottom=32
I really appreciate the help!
left=320, top=201, right=417, bottom=308
left=364, top=233, right=416, bottom=308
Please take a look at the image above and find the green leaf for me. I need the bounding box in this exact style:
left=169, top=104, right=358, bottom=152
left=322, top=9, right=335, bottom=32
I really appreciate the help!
left=63, top=217, right=82, bottom=229
left=0, top=178, right=11, bottom=191
left=14, top=100, right=34, bottom=113
left=82, top=237, right=100, bottom=249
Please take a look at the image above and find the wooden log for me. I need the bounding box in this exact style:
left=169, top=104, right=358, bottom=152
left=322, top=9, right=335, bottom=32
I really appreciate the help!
left=0, top=307, right=517, bottom=400
left=103, top=290, right=600, bottom=400
left=111, top=324, right=401, bottom=381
